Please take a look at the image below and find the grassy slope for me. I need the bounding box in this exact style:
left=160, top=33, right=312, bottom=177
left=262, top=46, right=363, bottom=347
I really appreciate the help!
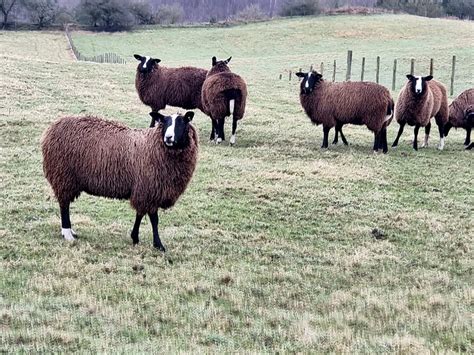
left=0, top=15, right=473, bottom=352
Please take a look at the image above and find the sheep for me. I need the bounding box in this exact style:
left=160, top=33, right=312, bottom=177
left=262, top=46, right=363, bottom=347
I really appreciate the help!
left=392, top=75, right=448, bottom=151
left=201, top=56, right=248, bottom=145
left=134, top=54, right=207, bottom=127
left=295, top=71, right=394, bottom=153
left=464, top=105, right=474, bottom=150
left=41, top=111, right=198, bottom=252
left=444, top=88, right=473, bottom=149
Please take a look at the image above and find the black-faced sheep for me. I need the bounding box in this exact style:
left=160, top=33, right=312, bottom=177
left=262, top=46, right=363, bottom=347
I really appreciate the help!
left=464, top=105, right=474, bottom=150
left=444, top=88, right=473, bottom=149
left=134, top=54, right=207, bottom=127
left=295, top=71, right=394, bottom=153
left=41, top=112, right=199, bottom=251
left=392, top=75, right=448, bottom=151
left=201, top=56, right=248, bottom=145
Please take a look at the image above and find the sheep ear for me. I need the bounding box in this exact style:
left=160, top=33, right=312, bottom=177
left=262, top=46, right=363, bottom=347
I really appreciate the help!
left=212, top=56, right=217, bottom=66
left=153, top=58, right=161, bottom=64
left=134, top=54, right=143, bottom=61
left=315, top=73, right=323, bottom=80
left=406, top=74, right=415, bottom=81
left=424, top=75, right=433, bottom=81
left=183, top=111, right=194, bottom=122
left=295, top=72, right=305, bottom=78
left=225, top=56, right=232, bottom=64
left=149, top=111, right=165, bottom=122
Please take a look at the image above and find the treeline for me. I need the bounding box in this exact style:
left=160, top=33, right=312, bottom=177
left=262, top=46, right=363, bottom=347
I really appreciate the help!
left=1, top=0, right=472, bottom=31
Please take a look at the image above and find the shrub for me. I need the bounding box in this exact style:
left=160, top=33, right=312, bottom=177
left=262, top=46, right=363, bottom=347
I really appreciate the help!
left=445, top=0, right=474, bottom=19
left=154, top=4, right=183, bottom=25
left=76, top=0, right=134, bottom=31
left=129, top=1, right=154, bottom=25
left=280, top=0, right=321, bottom=17
left=235, top=4, right=267, bottom=21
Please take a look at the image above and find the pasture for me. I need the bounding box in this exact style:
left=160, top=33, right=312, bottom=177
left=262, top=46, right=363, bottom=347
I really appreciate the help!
left=1, top=14, right=473, bottom=352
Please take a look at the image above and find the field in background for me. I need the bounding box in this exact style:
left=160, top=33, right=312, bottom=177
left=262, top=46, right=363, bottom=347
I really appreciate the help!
left=1, top=15, right=473, bottom=352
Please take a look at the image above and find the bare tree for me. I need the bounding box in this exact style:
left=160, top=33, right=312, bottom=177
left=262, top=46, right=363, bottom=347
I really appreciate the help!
left=0, top=0, right=20, bottom=28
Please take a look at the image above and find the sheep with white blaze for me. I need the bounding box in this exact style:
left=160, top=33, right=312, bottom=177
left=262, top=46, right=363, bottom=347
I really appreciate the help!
left=41, top=112, right=199, bottom=251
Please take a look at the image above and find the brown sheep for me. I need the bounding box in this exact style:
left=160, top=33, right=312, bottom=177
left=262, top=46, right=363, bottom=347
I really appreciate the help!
left=134, top=54, right=207, bottom=127
left=392, top=75, right=448, bottom=151
left=444, top=88, right=473, bottom=148
left=464, top=105, right=474, bottom=150
left=201, top=56, right=248, bottom=145
left=41, top=112, right=199, bottom=251
left=295, top=71, right=394, bottom=153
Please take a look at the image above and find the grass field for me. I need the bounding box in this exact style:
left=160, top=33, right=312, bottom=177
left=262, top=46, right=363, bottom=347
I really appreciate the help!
left=1, top=14, right=473, bottom=352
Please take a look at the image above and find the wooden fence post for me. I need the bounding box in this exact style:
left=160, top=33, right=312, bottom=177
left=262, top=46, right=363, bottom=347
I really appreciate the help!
left=310, top=64, right=313, bottom=71
left=450, top=55, right=456, bottom=96
left=361, top=57, right=365, bottom=81
left=376, top=56, right=380, bottom=84
left=320, top=62, right=324, bottom=76
left=346, top=50, right=352, bottom=81
left=392, top=59, right=397, bottom=91
left=429, top=58, right=434, bottom=76
left=410, top=58, right=415, bottom=75
left=279, top=74, right=282, bottom=80
left=289, top=70, right=292, bottom=81
left=332, top=60, right=336, bottom=82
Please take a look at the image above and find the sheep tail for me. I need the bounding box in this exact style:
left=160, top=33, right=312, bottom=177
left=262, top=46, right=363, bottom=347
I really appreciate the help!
left=224, top=89, right=240, bottom=117
left=385, top=98, right=394, bottom=123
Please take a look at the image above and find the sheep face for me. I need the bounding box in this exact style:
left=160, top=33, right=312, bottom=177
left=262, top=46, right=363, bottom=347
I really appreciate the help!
left=406, top=74, right=433, bottom=97
left=134, top=54, right=161, bottom=74
left=149, top=111, right=194, bottom=149
left=464, top=105, right=474, bottom=127
left=296, top=71, right=323, bottom=95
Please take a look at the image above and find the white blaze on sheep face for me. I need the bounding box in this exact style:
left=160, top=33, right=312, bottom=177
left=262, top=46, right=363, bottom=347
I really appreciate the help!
left=164, top=114, right=178, bottom=146
left=142, top=56, right=151, bottom=69
left=415, top=76, right=423, bottom=94
left=305, top=72, right=312, bottom=88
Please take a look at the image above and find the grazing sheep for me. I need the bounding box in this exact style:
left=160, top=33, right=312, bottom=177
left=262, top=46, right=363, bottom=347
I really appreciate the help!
left=392, top=75, right=448, bottom=151
left=134, top=54, right=207, bottom=127
left=444, top=88, right=473, bottom=148
left=201, top=56, right=248, bottom=145
left=295, top=71, right=394, bottom=153
left=41, top=112, right=198, bottom=251
left=464, top=105, right=474, bottom=150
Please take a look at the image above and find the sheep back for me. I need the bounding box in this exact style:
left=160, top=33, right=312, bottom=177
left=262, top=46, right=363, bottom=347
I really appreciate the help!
left=41, top=116, right=198, bottom=215
left=448, top=88, right=474, bottom=129
left=135, top=66, right=208, bottom=112
left=395, top=80, right=448, bottom=127
left=300, top=81, right=393, bottom=133
left=202, top=72, right=247, bottom=121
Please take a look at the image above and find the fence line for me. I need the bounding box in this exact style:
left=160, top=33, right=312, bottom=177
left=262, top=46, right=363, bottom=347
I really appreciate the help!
left=65, top=24, right=127, bottom=64
left=281, top=50, right=458, bottom=96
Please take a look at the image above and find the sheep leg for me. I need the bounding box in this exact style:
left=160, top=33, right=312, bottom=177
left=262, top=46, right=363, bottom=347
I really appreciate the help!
left=321, top=126, right=330, bottom=149
left=466, top=142, right=474, bottom=150
left=210, top=119, right=216, bottom=141
left=413, top=124, right=420, bottom=151
left=443, top=121, right=452, bottom=137
left=373, top=131, right=380, bottom=152
left=421, top=122, right=431, bottom=148
left=339, top=127, right=348, bottom=146
left=381, top=128, right=388, bottom=154
left=60, top=203, right=76, bottom=241
left=131, top=213, right=144, bottom=245
left=392, top=121, right=405, bottom=148
left=230, top=118, right=238, bottom=145
left=435, top=119, right=445, bottom=150
left=149, top=212, right=165, bottom=252
left=332, top=126, right=339, bottom=145
left=464, top=127, right=471, bottom=146
left=218, top=118, right=226, bottom=142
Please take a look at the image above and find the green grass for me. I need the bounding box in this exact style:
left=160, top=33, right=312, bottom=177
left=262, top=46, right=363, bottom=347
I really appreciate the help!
left=1, top=14, right=473, bottom=352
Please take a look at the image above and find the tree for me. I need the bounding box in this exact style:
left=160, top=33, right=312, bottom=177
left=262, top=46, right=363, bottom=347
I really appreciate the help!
left=25, top=0, right=58, bottom=28
left=76, top=0, right=133, bottom=31
left=129, top=1, right=154, bottom=25
left=0, top=0, right=20, bottom=28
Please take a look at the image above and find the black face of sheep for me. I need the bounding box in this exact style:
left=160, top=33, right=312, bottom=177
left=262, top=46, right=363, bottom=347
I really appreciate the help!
left=465, top=106, right=474, bottom=127
left=149, top=111, right=194, bottom=149
left=296, top=71, right=323, bottom=95
left=406, top=74, right=433, bottom=97
left=134, top=54, right=161, bottom=74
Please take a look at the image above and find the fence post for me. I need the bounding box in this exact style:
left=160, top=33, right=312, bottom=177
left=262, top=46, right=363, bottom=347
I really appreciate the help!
left=320, top=62, right=324, bottom=76
left=429, top=58, right=434, bottom=76
left=289, top=70, right=292, bottom=81
left=410, top=58, right=415, bottom=75
left=392, top=59, right=397, bottom=91
left=361, top=57, right=365, bottom=81
left=310, top=64, right=313, bottom=71
left=450, top=55, right=456, bottom=96
left=279, top=74, right=282, bottom=80
left=332, top=60, right=336, bottom=82
left=346, top=50, right=352, bottom=81
left=376, top=56, right=380, bottom=84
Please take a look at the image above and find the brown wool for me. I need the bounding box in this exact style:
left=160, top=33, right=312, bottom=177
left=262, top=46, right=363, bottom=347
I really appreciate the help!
left=41, top=116, right=198, bottom=215
left=448, top=88, right=474, bottom=129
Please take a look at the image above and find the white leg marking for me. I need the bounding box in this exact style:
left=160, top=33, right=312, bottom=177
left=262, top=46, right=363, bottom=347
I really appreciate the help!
left=216, top=137, right=222, bottom=144
left=61, top=228, right=76, bottom=241
left=229, top=99, right=235, bottom=115
left=230, top=134, right=236, bottom=145
left=438, top=137, right=445, bottom=150
left=421, top=134, right=429, bottom=148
